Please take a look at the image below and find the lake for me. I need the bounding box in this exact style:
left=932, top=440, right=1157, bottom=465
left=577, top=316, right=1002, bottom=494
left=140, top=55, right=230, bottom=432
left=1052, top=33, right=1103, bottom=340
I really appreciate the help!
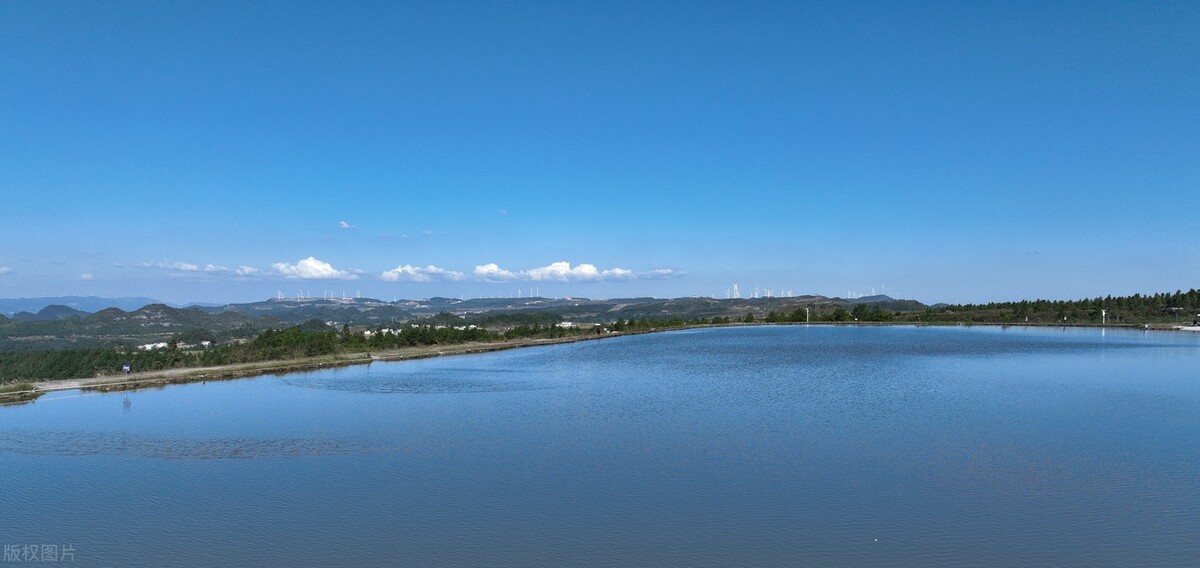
left=2, top=325, right=1198, bottom=566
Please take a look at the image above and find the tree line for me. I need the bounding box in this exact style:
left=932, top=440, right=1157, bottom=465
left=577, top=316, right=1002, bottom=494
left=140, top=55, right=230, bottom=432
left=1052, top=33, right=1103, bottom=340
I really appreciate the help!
left=0, top=313, right=729, bottom=383
left=911, top=289, right=1200, bottom=324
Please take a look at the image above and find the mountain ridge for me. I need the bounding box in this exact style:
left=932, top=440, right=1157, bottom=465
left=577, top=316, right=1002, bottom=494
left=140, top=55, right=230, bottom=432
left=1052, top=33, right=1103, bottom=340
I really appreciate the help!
left=0, top=296, right=161, bottom=315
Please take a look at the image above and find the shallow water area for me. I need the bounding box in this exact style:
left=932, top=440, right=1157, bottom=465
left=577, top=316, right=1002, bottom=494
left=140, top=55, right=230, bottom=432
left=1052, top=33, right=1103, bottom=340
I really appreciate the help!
left=1, top=325, right=1198, bottom=567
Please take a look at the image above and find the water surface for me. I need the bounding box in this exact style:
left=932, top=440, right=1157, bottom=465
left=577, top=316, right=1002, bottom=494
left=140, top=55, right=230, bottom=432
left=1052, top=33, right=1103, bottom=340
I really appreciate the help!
left=2, top=326, right=1198, bottom=566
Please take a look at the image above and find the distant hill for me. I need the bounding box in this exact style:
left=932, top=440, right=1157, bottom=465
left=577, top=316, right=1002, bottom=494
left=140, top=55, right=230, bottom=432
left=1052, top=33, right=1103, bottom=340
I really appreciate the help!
left=0, top=296, right=160, bottom=315
left=220, top=297, right=413, bottom=325
left=846, top=294, right=896, bottom=304
left=0, top=293, right=932, bottom=332
left=0, top=303, right=276, bottom=352
left=0, top=293, right=934, bottom=352
left=843, top=295, right=927, bottom=311
left=216, top=294, right=931, bottom=325
left=11, top=305, right=91, bottom=321
left=2, top=288, right=1198, bottom=355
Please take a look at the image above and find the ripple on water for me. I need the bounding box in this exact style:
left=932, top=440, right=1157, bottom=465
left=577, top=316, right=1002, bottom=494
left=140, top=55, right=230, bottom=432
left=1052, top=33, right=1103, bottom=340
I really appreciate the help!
left=0, top=430, right=366, bottom=460
left=278, top=366, right=557, bottom=394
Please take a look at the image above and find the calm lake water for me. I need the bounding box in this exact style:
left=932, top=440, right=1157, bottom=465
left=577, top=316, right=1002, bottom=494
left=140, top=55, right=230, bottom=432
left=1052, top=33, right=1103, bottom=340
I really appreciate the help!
left=2, top=325, right=1199, bottom=566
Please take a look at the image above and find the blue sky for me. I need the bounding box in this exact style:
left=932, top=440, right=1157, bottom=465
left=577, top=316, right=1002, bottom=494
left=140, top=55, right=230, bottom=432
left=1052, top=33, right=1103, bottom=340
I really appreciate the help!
left=1, top=1, right=1197, bottom=305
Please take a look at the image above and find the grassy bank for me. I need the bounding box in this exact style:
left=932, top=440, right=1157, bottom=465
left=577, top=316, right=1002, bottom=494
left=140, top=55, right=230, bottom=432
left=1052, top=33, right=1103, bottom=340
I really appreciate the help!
left=31, top=331, right=638, bottom=396
left=0, top=382, right=34, bottom=394
left=0, top=382, right=40, bottom=405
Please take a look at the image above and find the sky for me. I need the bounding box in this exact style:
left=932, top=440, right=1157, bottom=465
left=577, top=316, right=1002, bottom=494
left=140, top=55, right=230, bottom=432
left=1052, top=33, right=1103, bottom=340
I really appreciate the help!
left=1, top=1, right=1197, bottom=305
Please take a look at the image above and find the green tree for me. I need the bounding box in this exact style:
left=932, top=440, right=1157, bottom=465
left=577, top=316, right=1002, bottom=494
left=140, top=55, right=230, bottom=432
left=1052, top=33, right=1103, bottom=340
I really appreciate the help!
left=851, top=304, right=868, bottom=320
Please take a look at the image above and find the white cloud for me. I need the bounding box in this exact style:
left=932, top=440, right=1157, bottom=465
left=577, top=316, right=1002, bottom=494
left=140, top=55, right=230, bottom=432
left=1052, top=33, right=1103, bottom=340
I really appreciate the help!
left=273, top=257, right=359, bottom=280
left=473, top=263, right=520, bottom=282
left=201, top=264, right=262, bottom=277
left=526, top=261, right=602, bottom=282
left=136, top=261, right=200, bottom=272
left=0, top=267, right=10, bottom=275
left=165, top=261, right=199, bottom=272
left=381, top=264, right=466, bottom=282
left=126, top=261, right=262, bottom=278
left=601, top=267, right=636, bottom=281
left=80, top=273, right=94, bottom=280
left=338, top=221, right=355, bottom=230
left=472, top=262, right=672, bottom=283
left=641, top=268, right=686, bottom=279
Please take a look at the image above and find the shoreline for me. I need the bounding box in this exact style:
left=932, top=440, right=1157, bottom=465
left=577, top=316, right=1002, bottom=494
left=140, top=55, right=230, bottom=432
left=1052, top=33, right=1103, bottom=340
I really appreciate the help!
left=5, top=330, right=657, bottom=404
left=4, top=321, right=1197, bottom=405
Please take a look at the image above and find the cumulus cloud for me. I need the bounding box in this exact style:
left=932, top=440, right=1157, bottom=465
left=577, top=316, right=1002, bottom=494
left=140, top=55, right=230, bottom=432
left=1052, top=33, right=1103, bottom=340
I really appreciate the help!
left=526, top=261, right=602, bottom=282
left=473, top=263, right=520, bottom=282
left=197, top=264, right=262, bottom=277
left=0, top=267, right=10, bottom=275
left=601, top=267, right=636, bottom=281
left=130, top=261, right=264, bottom=277
left=272, top=257, right=359, bottom=280
left=381, top=264, right=466, bottom=282
left=471, top=262, right=675, bottom=283
left=80, top=273, right=94, bottom=280
left=338, top=221, right=355, bottom=230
